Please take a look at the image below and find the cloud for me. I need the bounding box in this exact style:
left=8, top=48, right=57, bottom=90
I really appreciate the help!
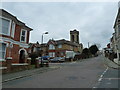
left=2, top=2, right=118, bottom=49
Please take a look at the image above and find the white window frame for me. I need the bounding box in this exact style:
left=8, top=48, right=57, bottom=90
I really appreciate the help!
left=0, top=42, right=7, bottom=61
left=0, top=16, right=11, bottom=36
left=11, top=21, right=16, bottom=38
left=20, top=29, right=27, bottom=43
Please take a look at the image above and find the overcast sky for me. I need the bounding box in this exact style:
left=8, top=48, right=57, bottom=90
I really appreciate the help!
left=2, top=2, right=119, bottom=49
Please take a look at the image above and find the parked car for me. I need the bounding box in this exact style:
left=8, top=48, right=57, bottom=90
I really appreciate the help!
left=42, top=56, right=50, bottom=60
left=59, top=57, right=65, bottom=62
left=50, top=57, right=59, bottom=62
left=38, top=56, right=49, bottom=64
left=50, top=57, right=65, bottom=62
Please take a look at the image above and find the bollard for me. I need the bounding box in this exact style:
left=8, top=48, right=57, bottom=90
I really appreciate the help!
left=71, top=58, right=73, bottom=62
left=35, top=58, right=40, bottom=68
left=27, top=58, right=31, bottom=65
left=27, top=58, right=31, bottom=69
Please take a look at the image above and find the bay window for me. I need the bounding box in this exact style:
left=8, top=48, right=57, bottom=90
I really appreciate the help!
left=0, top=17, right=11, bottom=35
left=0, top=43, right=6, bottom=60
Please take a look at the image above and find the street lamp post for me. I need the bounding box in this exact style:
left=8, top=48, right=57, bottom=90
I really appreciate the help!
left=41, top=32, right=48, bottom=67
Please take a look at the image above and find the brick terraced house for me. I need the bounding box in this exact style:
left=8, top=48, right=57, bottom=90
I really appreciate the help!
left=0, top=9, right=33, bottom=66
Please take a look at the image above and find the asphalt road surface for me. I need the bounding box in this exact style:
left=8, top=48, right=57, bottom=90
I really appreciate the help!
left=2, top=55, right=119, bottom=88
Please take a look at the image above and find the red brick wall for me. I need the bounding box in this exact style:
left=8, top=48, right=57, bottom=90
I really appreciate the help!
left=5, top=44, right=29, bottom=63
left=11, top=44, right=20, bottom=63
left=14, top=25, right=21, bottom=42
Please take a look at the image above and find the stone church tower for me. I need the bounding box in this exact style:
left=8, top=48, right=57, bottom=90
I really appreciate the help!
left=70, top=29, right=79, bottom=44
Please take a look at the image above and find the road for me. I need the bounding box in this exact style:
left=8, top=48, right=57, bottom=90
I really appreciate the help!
left=2, top=55, right=119, bottom=88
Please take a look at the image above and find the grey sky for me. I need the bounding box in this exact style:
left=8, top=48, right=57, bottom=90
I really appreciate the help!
left=2, top=2, right=118, bottom=49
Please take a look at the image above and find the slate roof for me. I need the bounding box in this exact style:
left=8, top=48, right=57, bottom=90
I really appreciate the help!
left=0, top=9, right=33, bottom=31
left=48, top=39, right=81, bottom=47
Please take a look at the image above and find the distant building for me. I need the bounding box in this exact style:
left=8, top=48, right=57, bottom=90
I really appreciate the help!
left=28, top=42, right=48, bottom=56
left=47, top=38, right=83, bottom=58
left=70, top=29, right=79, bottom=44
left=47, top=29, right=83, bottom=58
left=0, top=9, right=33, bottom=64
left=29, top=29, right=83, bottom=58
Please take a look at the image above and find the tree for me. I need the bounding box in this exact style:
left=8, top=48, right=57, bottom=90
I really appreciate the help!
left=89, top=45, right=99, bottom=56
left=82, top=48, right=90, bottom=58
left=94, top=43, right=101, bottom=49
left=82, top=48, right=89, bottom=54
left=29, top=52, right=39, bottom=64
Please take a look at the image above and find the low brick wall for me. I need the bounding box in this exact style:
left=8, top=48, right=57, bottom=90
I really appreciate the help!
left=1, top=58, right=32, bottom=74
left=11, top=64, right=29, bottom=73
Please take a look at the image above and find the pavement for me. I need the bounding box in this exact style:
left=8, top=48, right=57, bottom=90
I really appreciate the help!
left=103, top=55, right=120, bottom=69
left=1, top=65, right=60, bottom=83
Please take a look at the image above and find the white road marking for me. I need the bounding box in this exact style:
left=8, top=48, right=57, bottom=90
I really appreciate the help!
left=98, top=78, right=102, bottom=82
left=100, top=75, right=103, bottom=78
left=93, top=67, right=109, bottom=88
left=97, top=67, right=109, bottom=82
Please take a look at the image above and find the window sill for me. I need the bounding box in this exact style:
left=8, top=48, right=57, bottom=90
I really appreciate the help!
left=0, top=33, right=10, bottom=36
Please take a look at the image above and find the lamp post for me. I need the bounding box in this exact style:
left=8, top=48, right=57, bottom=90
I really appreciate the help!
left=41, top=32, right=48, bottom=67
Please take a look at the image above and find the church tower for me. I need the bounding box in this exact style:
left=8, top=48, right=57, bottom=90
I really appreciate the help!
left=70, top=29, right=79, bottom=44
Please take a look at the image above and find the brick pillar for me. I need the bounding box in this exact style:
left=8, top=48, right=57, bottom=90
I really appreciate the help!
left=27, top=58, right=31, bottom=69
left=6, top=57, right=12, bottom=72
left=27, top=58, right=31, bottom=65
left=35, top=58, right=40, bottom=68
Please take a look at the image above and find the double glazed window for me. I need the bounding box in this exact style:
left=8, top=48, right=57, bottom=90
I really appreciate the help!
left=0, top=17, right=10, bottom=35
left=21, top=29, right=27, bottom=42
left=49, top=44, right=55, bottom=50
left=0, top=43, right=6, bottom=60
